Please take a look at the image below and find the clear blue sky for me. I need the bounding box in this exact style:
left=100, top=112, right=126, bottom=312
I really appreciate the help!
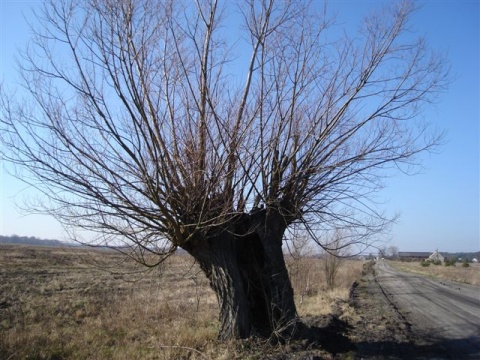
left=1, top=1, right=479, bottom=253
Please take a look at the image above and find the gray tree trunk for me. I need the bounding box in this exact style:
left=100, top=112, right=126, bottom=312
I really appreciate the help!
left=184, top=210, right=298, bottom=341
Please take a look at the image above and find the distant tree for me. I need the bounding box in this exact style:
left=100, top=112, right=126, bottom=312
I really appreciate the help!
left=323, top=229, right=350, bottom=289
left=377, top=245, right=398, bottom=259
left=420, top=260, right=431, bottom=267
left=0, top=235, right=63, bottom=246
left=445, top=258, right=457, bottom=267
left=387, top=245, right=399, bottom=259
left=286, top=226, right=314, bottom=304
left=287, top=226, right=313, bottom=260
left=378, top=246, right=388, bottom=259
left=0, top=0, right=448, bottom=341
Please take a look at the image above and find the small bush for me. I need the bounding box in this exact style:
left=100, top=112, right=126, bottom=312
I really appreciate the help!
left=432, top=259, right=442, bottom=266
left=420, top=261, right=430, bottom=267
left=444, top=258, right=456, bottom=267
left=462, top=261, right=470, bottom=268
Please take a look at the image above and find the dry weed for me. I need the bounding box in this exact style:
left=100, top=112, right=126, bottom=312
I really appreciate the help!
left=287, top=257, right=364, bottom=318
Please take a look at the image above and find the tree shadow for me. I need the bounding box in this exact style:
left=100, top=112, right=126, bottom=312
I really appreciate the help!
left=299, top=316, right=480, bottom=359
left=298, top=315, right=356, bottom=355
left=355, top=336, right=480, bottom=359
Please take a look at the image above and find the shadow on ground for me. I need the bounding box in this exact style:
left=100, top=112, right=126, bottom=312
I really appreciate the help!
left=260, top=315, right=480, bottom=359
left=354, top=336, right=480, bottom=360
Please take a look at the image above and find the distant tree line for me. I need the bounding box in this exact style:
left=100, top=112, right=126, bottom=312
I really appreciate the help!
left=379, top=246, right=479, bottom=263
left=0, top=235, right=64, bottom=247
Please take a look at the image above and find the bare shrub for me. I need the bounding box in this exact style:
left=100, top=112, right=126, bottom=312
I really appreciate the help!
left=323, top=230, right=351, bottom=290
left=287, top=256, right=364, bottom=317
left=285, top=228, right=315, bottom=303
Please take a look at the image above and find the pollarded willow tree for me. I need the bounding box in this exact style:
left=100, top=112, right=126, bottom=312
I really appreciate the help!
left=0, top=0, right=447, bottom=340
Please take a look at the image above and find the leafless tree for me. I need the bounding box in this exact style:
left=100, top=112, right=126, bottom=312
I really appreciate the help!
left=323, top=229, right=350, bottom=290
left=286, top=225, right=313, bottom=260
left=388, top=245, right=399, bottom=259
left=378, top=246, right=388, bottom=259
left=285, top=226, right=313, bottom=305
left=0, top=0, right=448, bottom=341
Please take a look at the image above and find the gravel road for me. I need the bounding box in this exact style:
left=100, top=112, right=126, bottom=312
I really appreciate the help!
left=374, top=261, right=480, bottom=359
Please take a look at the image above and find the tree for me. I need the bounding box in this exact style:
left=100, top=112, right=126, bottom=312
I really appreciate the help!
left=0, top=0, right=448, bottom=341
left=285, top=226, right=314, bottom=305
left=378, top=246, right=387, bottom=259
left=323, top=229, right=350, bottom=289
left=287, top=226, right=313, bottom=260
left=387, top=245, right=399, bottom=260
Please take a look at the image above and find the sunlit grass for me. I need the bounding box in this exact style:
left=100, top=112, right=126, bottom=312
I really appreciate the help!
left=0, top=245, right=364, bottom=359
left=287, top=257, right=364, bottom=318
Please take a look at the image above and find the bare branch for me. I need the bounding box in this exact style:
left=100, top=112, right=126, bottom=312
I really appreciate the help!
left=1, top=0, right=448, bottom=263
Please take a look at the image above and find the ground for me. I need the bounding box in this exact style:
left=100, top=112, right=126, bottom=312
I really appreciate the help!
left=1, top=245, right=477, bottom=359
left=238, top=261, right=414, bottom=359
left=246, top=260, right=479, bottom=359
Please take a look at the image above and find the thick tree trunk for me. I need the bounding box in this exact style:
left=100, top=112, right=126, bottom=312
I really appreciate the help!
left=249, top=209, right=298, bottom=340
left=183, top=210, right=299, bottom=341
left=187, top=232, right=251, bottom=339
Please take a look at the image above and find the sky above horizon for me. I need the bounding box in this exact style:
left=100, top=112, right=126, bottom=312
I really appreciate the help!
left=1, top=1, right=479, bottom=253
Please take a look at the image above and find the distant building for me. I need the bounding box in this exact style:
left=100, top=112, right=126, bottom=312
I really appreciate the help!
left=428, top=250, right=444, bottom=263
left=472, top=258, right=478, bottom=263
left=398, top=252, right=431, bottom=260
left=399, top=250, right=444, bottom=262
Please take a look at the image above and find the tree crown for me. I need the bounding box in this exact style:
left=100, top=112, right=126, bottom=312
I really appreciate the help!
left=0, top=0, right=448, bottom=262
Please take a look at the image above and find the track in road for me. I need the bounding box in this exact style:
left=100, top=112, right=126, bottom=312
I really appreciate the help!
left=374, top=261, right=480, bottom=359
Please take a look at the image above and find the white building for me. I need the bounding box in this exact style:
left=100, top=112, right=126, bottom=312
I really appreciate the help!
left=428, top=250, right=444, bottom=263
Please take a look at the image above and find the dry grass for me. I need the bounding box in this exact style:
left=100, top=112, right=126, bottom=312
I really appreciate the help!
left=287, top=257, right=364, bottom=319
left=389, top=260, right=480, bottom=286
left=0, top=245, right=220, bottom=359
left=0, top=245, right=364, bottom=359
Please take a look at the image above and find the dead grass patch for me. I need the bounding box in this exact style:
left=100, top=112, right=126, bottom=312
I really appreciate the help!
left=0, top=245, right=218, bottom=359
left=287, top=257, right=364, bottom=319
left=0, top=245, right=364, bottom=359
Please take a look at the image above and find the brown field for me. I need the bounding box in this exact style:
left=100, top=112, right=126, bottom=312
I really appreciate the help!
left=0, top=245, right=364, bottom=359
left=389, top=260, right=480, bottom=286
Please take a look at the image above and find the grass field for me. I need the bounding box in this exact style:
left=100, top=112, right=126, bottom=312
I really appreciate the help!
left=0, top=245, right=364, bottom=359
left=389, top=260, right=480, bottom=286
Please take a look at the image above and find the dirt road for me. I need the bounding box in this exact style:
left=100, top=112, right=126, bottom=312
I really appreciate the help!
left=374, top=261, right=480, bottom=359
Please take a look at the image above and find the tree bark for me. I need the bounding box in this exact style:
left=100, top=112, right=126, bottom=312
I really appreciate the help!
left=183, top=210, right=298, bottom=341
left=249, top=209, right=298, bottom=340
